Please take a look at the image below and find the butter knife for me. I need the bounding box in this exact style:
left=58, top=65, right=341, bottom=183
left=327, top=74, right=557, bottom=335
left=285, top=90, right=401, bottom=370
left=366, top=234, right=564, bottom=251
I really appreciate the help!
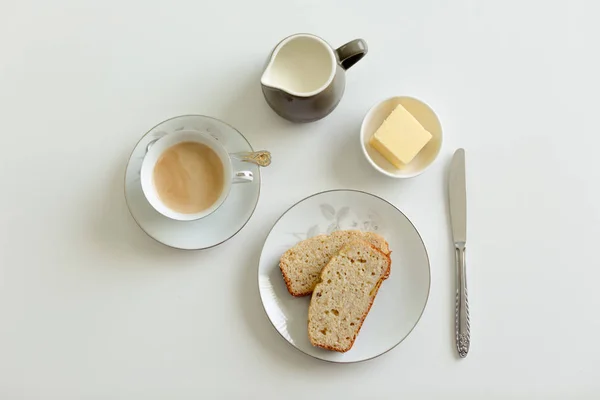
left=449, top=148, right=470, bottom=358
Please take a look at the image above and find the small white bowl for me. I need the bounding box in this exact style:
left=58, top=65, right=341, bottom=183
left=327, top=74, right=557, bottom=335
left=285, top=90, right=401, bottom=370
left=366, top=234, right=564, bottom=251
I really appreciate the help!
left=360, top=96, right=443, bottom=178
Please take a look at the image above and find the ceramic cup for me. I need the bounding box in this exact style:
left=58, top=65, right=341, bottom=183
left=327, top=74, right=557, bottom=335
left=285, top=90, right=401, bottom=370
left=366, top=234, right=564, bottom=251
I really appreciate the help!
left=140, top=130, right=253, bottom=221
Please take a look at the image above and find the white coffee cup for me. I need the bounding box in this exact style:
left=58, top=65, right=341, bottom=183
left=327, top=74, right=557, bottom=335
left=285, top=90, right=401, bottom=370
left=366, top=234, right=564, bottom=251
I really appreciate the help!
left=140, top=130, right=253, bottom=221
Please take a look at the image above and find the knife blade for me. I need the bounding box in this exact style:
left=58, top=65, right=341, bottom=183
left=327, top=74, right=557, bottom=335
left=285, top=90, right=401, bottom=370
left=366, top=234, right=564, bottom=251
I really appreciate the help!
left=449, top=149, right=467, bottom=245
left=448, top=148, right=470, bottom=358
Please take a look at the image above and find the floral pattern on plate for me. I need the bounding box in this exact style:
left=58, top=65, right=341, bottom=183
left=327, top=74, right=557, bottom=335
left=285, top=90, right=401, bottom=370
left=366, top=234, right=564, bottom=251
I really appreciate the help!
left=289, top=203, right=382, bottom=244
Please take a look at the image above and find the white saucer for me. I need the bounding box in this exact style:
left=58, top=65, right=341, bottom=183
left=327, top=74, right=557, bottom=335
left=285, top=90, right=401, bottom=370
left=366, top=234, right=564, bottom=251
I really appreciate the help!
left=124, top=115, right=261, bottom=250
left=258, top=189, right=430, bottom=363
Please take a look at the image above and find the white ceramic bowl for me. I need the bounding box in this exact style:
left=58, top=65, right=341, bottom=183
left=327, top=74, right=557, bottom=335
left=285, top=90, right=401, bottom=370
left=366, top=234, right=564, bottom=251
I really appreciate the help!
left=360, top=96, right=443, bottom=178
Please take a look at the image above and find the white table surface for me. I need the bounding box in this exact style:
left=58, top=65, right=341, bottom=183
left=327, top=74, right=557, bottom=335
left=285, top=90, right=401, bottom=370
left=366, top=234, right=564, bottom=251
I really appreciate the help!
left=1, top=1, right=599, bottom=398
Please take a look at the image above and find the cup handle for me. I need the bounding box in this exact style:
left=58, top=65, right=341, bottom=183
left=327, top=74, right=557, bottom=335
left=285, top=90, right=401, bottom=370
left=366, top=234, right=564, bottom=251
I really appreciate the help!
left=233, top=171, right=253, bottom=184
left=335, top=39, right=368, bottom=70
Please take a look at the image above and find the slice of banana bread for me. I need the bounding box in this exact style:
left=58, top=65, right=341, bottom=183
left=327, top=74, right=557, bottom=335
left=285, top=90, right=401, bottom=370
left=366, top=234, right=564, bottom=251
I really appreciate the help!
left=308, top=239, right=391, bottom=353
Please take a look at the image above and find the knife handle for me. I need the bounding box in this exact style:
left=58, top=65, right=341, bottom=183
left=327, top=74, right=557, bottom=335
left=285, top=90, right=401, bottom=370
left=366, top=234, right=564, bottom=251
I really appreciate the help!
left=455, top=244, right=470, bottom=358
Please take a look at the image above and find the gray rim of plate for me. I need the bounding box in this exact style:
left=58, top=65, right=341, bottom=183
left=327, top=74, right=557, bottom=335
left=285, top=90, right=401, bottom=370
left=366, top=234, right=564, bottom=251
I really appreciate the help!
left=123, top=114, right=261, bottom=251
left=258, top=188, right=431, bottom=363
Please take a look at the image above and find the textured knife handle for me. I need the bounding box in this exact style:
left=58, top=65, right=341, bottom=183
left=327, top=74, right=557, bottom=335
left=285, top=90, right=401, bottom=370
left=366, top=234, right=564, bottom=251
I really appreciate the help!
left=455, top=245, right=470, bottom=358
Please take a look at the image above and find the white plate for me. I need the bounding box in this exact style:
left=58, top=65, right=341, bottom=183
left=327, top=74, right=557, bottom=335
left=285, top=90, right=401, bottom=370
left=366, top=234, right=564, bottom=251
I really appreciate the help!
left=124, top=115, right=260, bottom=250
left=258, top=190, right=430, bottom=362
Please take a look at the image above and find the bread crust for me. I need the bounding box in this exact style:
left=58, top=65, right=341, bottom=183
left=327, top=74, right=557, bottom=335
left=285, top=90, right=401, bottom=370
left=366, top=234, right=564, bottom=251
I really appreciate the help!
left=279, top=260, right=311, bottom=297
left=308, top=242, right=392, bottom=353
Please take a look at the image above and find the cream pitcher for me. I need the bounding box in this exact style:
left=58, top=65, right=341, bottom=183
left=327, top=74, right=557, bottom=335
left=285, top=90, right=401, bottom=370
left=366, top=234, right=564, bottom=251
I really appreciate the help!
left=261, top=34, right=368, bottom=123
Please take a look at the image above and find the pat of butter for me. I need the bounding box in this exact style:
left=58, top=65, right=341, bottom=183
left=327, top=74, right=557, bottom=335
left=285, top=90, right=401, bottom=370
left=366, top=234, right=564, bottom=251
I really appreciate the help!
left=369, top=104, right=432, bottom=168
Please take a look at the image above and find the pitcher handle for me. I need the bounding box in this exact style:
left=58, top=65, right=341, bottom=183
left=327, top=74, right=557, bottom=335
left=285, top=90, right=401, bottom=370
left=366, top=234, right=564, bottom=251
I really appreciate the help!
left=335, top=39, right=368, bottom=70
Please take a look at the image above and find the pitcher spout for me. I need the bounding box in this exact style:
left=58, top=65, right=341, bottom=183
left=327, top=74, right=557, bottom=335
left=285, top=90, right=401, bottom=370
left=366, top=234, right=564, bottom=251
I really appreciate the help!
left=260, top=68, right=274, bottom=89
left=260, top=34, right=336, bottom=98
left=260, top=59, right=280, bottom=91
